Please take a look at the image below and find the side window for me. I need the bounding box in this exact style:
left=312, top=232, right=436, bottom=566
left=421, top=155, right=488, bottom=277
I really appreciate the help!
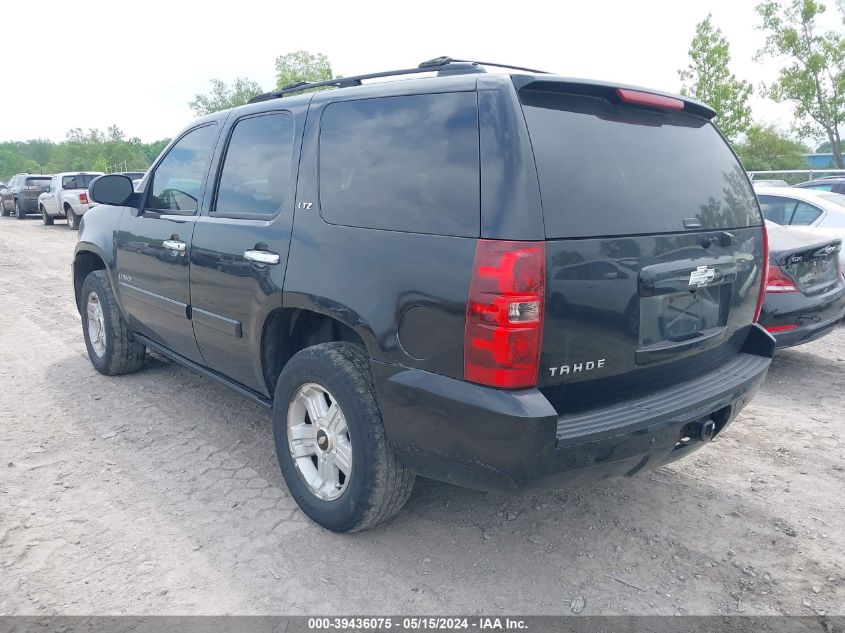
left=319, top=92, right=480, bottom=237
left=790, top=202, right=823, bottom=225
left=805, top=183, right=835, bottom=191
left=757, top=196, right=796, bottom=225
left=147, top=124, right=218, bottom=214
left=213, top=112, right=294, bottom=217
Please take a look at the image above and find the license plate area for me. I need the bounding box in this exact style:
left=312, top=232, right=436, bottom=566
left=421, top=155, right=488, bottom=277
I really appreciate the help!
left=635, top=282, right=732, bottom=364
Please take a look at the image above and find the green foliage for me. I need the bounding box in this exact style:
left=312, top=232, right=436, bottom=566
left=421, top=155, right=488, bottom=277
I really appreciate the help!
left=188, top=77, right=264, bottom=116
left=733, top=123, right=809, bottom=170
left=756, top=0, right=845, bottom=167
left=679, top=15, right=753, bottom=141
left=274, top=50, right=333, bottom=90
left=0, top=127, right=169, bottom=181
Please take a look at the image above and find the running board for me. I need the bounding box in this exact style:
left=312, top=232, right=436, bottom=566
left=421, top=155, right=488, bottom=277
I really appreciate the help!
left=135, top=334, right=273, bottom=411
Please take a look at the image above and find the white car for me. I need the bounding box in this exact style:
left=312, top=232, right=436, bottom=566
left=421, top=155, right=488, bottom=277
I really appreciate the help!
left=755, top=186, right=845, bottom=269
left=37, top=171, right=104, bottom=230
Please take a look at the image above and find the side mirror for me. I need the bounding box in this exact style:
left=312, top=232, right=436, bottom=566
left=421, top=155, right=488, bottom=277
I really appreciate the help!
left=46, top=185, right=51, bottom=193
left=89, top=174, right=134, bottom=206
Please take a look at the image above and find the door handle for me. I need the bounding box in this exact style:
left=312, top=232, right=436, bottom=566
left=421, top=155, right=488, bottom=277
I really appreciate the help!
left=163, top=239, right=186, bottom=251
left=244, top=250, right=280, bottom=265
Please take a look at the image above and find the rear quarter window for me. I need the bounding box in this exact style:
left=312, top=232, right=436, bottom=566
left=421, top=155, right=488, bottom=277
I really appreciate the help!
left=318, top=92, right=480, bottom=237
left=520, top=90, right=761, bottom=238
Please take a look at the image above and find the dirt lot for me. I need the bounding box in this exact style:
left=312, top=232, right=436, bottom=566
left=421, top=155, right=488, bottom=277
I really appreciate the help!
left=0, top=217, right=843, bottom=616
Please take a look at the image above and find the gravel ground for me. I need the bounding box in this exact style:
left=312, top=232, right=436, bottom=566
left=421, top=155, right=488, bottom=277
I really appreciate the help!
left=0, top=217, right=843, bottom=616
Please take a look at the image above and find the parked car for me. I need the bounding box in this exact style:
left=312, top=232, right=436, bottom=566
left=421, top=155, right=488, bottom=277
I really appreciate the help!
left=38, top=172, right=105, bottom=230
left=793, top=176, right=845, bottom=194
left=751, top=179, right=789, bottom=189
left=758, top=221, right=845, bottom=347
left=755, top=186, right=845, bottom=269
left=116, top=171, right=146, bottom=180
left=73, top=58, right=774, bottom=532
left=1, top=173, right=52, bottom=218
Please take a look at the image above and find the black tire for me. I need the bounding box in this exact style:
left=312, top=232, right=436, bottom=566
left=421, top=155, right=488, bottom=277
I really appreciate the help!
left=66, top=208, right=79, bottom=230
left=40, top=205, right=53, bottom=226
left=15, top=200, right=26, bottom=219
left=0, top=200, right=9, bottom=217
left=272, top=342, right=415, bottom=532
left=80, top=270, right=146, bottom=375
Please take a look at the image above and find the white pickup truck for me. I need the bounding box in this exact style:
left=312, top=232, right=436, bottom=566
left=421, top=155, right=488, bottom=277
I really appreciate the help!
left=38, top=172, right=104, bottom=230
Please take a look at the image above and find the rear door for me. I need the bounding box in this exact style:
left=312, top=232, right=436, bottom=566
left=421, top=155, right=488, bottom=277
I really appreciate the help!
left=116, top=122, right=222, bottom=362
left=188, top=106, right=304, bottom=393
left=517, top=84, right=765, bottom=414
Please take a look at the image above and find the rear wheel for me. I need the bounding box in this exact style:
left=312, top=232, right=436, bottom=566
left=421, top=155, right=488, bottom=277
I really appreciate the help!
left=40, top=205, right=53, bottom=226
left=272, top=342, right=415, bottom=532
left=80, top=270, right=146, bottom=375
left=66, top=207, right=79, bottom=230
left=15, top=200, right=26, bottom=219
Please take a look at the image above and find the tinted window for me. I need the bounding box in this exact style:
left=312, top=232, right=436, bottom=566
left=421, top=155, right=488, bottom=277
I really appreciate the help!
left=520, top=90, right=761, bottom=238
left=790, top=202, right=822, bottom=225
left=804, top=182, right=835, bottom=191
left=148, top=124, right=218, bottom=213
left=214, top=113, right=294, bottom=217
left=62, top=174, right=98, bottom=189
left=25, top=177, right=50, bottom=184
left=758, top=196, right=796, bottom=225
left=319, top=93, right=479, bottom=236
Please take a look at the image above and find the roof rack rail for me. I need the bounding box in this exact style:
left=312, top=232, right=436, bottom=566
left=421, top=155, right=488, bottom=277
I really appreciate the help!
left=248, top=56, right=550, bottom=104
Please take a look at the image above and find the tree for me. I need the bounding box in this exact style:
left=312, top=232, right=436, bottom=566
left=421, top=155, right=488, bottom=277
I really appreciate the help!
left=679, top=15, right=753, bottom=142
left=188, top=77, right=263, bottom=116
left=274, top=50, right=333, bottom=90
left=734, top=123, right=808, bottom=170
left=756, top=0, right=845, bottom=168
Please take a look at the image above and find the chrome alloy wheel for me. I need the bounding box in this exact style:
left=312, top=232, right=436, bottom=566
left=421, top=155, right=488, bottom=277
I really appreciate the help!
left=86, top=291, right=107, bottom=358
left=287, top=383, right=352, bottom=501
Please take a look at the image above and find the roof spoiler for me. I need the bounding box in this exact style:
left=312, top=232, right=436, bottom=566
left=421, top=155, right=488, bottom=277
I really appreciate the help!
left=511, top=76, right=716, bottom=120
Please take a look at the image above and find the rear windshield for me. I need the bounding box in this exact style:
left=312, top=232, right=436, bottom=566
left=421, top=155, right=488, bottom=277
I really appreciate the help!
left=520, top=90, right=761, bottom=238
left=25, top=177, right=50, bottom=185
left=62, top=174, right=98, bottom=189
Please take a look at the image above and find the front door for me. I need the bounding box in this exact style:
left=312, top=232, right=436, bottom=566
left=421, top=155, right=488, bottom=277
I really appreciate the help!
left=189, top=109, right=301, bottom=393
left=115, top=122, right=222, bottom=363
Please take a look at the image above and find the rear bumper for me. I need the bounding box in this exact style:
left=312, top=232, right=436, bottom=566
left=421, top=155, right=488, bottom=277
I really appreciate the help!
left=759, top=283, right=845, bottom=349
left=19, top=197, right=40, bottom=213
left=374, top=325, right=774, bottom=493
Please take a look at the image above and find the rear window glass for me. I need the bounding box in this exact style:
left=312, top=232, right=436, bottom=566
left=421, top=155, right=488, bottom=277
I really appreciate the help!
left=520, top=90, right=761, bottom=238
left=62, top=174, right=98, bottom=189
left=758, top=195, right=795, bottom=225
left=25, top=177, right=50, bottom=184
left=319, top=92, right=480, bottom=237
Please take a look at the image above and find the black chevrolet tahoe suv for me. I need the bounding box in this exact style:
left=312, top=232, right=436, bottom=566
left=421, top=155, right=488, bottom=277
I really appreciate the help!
left=73, top=57, right=774, bottom=532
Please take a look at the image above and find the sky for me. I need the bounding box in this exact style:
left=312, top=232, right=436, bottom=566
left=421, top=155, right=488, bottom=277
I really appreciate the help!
left=0, top=0, right=841, bottom=145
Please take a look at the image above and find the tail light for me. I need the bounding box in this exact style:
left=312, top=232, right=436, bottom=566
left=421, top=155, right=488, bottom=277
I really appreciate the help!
left=465, top=240, right=545, bottom=389
left=766, top=264, right=799, bottom=293
left=616, top=88, right=684, bottom=111
left=753, top=225, right=770, bottom=322
left=79, top=192, right=89, bottom=204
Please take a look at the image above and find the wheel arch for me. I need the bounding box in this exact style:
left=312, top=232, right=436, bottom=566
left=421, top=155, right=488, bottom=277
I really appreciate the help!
left=73, top=244, right=115, bottom=313
left=260, top=306, right=370, bottom=396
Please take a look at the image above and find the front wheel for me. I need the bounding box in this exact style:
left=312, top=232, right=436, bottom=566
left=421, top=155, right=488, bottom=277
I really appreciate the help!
left=80, top=270, right=146, bottom=375
left=0, top=200, right=9, bottom=217
left=272, top=342, right=415, bottom=532
left=66, top=208, right=79, bottom=230
left=41, top=206, right=53, bottom=225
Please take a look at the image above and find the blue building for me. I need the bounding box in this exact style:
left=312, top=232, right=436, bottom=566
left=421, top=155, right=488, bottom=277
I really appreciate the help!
left=803, top=153, right=835, bottom=168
